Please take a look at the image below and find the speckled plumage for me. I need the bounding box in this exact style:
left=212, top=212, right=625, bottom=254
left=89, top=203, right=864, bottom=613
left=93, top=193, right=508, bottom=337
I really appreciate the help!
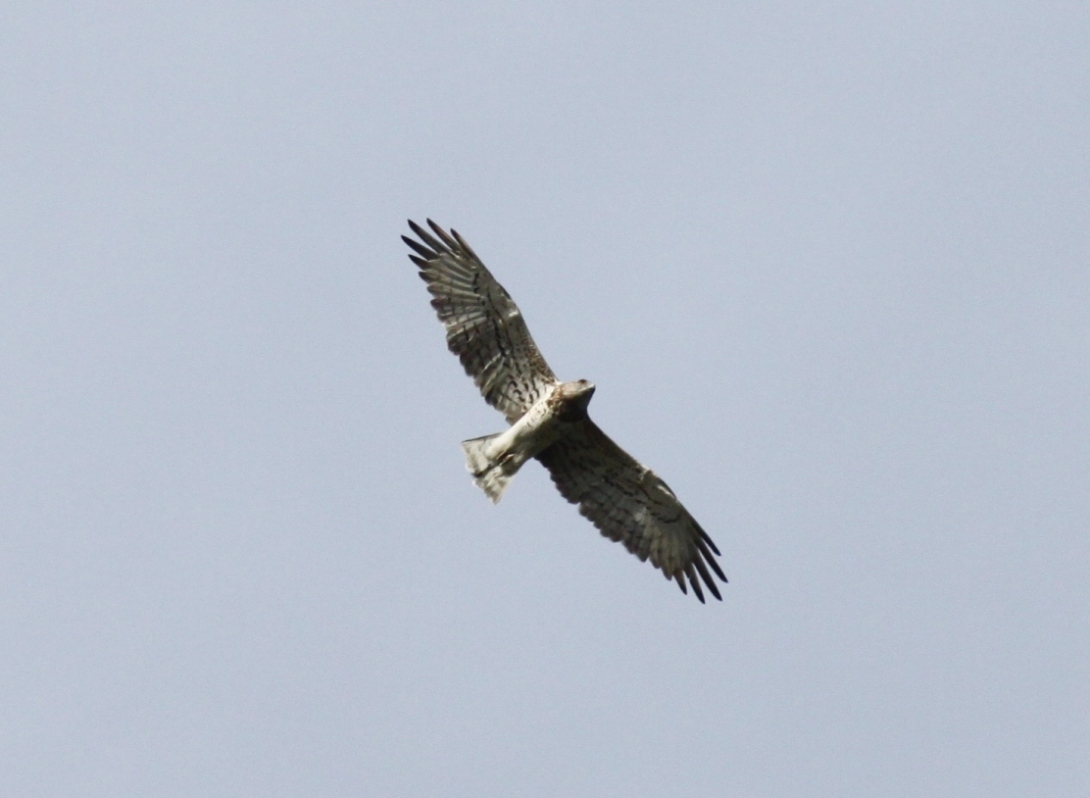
left=404, top=219, right=727, bottom=603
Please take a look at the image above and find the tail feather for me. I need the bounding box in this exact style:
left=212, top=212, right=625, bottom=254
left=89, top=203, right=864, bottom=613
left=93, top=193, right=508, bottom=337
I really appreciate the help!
left=461, top=434, right=514, bottom=503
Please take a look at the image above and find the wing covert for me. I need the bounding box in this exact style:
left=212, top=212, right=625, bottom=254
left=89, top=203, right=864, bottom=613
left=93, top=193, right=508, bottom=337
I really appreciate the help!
left=404, top=219, right=557, bottom=423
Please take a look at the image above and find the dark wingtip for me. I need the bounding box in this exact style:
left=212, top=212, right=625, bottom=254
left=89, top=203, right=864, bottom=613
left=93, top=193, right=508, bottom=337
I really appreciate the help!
left=408, top=219, right=451, bottom=255
left=693, top=557, right=722, bottom=601
left=704, top=576, right=722, bottom=602
left=427, top=219, right=462, bottom=252
left=685, top=564, right=706, bottom=603
left=403, top=235, right=436, bottom=260
left=675, top=572, right=688, bottom=595
left=450, top=227, right=481, bottom=261
left=696, top=522, right=721, bottom=556
left=697, top=539, right=727, bottom=583
left=693, top=585, right=706, bottom=604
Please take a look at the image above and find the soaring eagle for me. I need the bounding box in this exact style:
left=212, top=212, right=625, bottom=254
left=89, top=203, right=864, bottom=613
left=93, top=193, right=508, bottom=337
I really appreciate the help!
left=404, top=220, right=727, bottom=602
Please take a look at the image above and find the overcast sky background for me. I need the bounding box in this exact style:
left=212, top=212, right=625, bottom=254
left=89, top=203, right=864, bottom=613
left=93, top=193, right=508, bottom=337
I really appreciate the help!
left=2, top=3, right=1088, bottom=796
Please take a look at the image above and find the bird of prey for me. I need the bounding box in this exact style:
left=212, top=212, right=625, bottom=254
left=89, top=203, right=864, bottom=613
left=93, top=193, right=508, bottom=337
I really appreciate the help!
left=404, top=219, right=727, bottom=602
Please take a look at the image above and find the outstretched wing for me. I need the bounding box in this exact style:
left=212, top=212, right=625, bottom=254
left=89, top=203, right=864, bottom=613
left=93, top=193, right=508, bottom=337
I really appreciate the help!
left=536, top=420, right=727, bottom=603
left=404, top=219, right=557, bottom=423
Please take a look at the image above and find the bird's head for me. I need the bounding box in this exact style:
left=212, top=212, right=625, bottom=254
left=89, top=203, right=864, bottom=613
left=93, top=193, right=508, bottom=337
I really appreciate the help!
left=555, top=379, right=596, bottom=420
left=573, top=378, right=595, bottom=396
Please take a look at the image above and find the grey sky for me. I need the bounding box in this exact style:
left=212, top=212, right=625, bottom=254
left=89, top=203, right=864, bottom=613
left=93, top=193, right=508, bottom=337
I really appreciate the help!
left=2, top=2, right=1087, bottom=796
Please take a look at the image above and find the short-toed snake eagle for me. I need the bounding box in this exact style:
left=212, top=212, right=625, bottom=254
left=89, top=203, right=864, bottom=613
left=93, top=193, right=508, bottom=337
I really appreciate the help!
left=404, top=220, right=727, bottom=602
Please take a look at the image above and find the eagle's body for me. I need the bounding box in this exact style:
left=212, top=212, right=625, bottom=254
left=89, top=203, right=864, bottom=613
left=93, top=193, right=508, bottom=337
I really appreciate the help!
left=462, top=380, right=596, bottom=502
left=404, top=219, right=727, bottom=603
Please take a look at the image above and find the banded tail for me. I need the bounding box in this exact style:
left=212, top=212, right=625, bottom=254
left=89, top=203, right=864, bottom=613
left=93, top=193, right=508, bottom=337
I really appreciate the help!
left=461, top=433, right=517, bottom=503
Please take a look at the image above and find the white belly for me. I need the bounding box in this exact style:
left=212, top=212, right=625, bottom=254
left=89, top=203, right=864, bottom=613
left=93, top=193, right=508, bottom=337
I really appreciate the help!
left=488, top=387, right=565, bottom=466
